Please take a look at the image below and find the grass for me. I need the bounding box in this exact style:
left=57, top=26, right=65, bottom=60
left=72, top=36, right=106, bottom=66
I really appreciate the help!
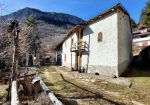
left=38, top=66, right=125, bottom=104
left=38, top=66, right=46, bottom=74
left=42, top=75, right=100, bottom=105
left=129, top=77, right=150, bottom=89
left=124, top=66, right=150, bottom=89
left=41, top=71, right=77, bottom=92
left=0, top=85, right=7, bottom=103
left=38, top=66, right=58, bottom=74
left=38, top=66, right=150, bottom=104
left=121, top=66, right=150, bottom=104
left=38, top=66, right=72, bottom=91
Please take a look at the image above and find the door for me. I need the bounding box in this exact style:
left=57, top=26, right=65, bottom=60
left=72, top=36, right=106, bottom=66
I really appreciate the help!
left=73, top=29, right=83, bottom=71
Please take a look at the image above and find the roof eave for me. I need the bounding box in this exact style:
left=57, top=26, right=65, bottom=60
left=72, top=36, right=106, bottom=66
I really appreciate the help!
left=68, top=3, right=129, bottom=35
left=56, top=3, right=130, bottom=48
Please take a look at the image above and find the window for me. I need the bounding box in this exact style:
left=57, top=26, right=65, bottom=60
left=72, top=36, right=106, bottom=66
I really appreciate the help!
left=65, top=42, right=67, bottom=47
left=71, top=38, right=74, bottom=44
left=64, top=54, right=66, bottom=62
left=98, top=32, right=103, bottom=42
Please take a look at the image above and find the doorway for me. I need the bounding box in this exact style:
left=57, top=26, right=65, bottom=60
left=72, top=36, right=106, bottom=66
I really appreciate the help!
left=73, top=29, right=83, bottom=71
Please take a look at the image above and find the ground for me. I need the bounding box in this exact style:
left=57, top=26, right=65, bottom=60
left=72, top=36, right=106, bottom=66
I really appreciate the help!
left=38, top=66, right=150, bottom=105
left=0, top=85, right=8, bottom=105
left=0, top=66, right=149, bottom=105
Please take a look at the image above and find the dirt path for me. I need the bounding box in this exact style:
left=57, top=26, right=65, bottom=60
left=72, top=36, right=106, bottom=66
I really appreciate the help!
left=39, top=66, right=149, bottom=105
left=39, top=67, right=124, bottom=105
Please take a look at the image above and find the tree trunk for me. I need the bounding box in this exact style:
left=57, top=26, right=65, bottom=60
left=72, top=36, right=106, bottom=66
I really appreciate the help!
left=12, top=45, right=15, bottom=80
left=12, top=31, right=19, bottom=80
left=26, top=51, right=29, bottom=67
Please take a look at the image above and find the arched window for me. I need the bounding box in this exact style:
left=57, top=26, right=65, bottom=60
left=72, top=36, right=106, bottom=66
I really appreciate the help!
left=98, top=32, right=103, bottom=42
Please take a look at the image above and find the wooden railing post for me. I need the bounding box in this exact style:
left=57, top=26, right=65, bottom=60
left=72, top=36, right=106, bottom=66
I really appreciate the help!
left=71, top=41, right=87, bottom=52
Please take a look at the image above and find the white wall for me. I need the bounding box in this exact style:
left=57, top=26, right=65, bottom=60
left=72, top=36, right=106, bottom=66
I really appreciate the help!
left=82, top=12, right=118, bottom=76
left=61, top=10, right=132, bottom=77
left=133, top=36, right=150, bottom=43
left=62, top=33, right=78, bottom=69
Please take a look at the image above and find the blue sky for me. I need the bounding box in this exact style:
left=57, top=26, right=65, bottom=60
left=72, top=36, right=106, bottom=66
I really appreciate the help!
left=1, top=0, right=148, bottom=23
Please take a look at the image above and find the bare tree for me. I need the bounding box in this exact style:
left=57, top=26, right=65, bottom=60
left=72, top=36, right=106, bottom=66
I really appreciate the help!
left=24, top=15, right=41, bottom=66
left=6, top=19, right=20, bottom=80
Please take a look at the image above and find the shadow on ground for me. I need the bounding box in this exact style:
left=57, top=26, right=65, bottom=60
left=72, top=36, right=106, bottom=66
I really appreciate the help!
left=125, top=46, right=150, bottom=77
left=55, top=74, right=125, bottom=105
left=122, top=62, right=150, bottom=77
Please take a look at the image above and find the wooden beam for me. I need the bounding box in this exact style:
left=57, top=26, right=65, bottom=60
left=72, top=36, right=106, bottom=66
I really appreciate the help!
left=18, top=73, right=36, bottom=79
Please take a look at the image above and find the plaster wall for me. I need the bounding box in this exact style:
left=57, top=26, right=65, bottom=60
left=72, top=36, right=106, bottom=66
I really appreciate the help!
left=62, top=33, right=78, bottom=69
left=117, top=10, right=132, bottom=76
left=82, top=12, right=118, bottom=76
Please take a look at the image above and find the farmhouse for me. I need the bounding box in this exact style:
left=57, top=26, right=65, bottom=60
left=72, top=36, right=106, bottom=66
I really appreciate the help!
left=57, top=4, right=132, bottom=77
left=133, top=25, right=150, bottom=55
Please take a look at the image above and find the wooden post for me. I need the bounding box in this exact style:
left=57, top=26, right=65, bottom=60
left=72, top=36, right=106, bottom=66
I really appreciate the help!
left=78, top=29, right=83, bottom=72
left=74, top=53, right=78, bottom=71
left=74, top=31, right=79, bottom=71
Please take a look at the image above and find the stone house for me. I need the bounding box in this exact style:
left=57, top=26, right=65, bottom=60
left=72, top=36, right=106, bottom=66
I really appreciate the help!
left=57, top=4, right=132, bottom=77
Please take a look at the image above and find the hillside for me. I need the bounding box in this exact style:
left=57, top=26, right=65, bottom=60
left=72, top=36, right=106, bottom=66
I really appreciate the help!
left=1, top=7, right=85, bottom=50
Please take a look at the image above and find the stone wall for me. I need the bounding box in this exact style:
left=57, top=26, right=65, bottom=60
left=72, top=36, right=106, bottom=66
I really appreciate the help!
left=117, top=9, right=132, bottom=76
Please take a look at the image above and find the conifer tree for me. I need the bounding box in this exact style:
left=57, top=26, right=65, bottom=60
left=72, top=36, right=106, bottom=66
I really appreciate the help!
left=140, top=0, right=150, bottom=27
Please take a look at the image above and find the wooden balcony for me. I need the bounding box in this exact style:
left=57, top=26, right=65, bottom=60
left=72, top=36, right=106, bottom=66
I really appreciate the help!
left=70, top=41, right=88, bottom=52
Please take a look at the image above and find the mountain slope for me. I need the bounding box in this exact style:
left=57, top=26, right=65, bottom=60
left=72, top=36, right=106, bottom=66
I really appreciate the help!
left=2, top=7, right=84, bottom=26
left=1, top=7, right=85, bottom=50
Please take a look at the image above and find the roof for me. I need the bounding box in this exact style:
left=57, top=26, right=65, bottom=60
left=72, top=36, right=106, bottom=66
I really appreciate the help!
left=68, top=3, right=129, bottom=35
left=138, top=24, right=148, bottom=29
left=133, top=32, right=150, bottom=38
left=133, top=28, right=150, bottom=38
left=56, top=3, right=129, bottom=48
left=133, top=28, right=150, bottom=35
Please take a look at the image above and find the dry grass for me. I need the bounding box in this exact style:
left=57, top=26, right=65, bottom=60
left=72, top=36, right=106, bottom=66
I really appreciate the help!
left=38, top=66, right=58, bottom=74
left=122, top=67, right=150, bottom=104
left=39, top=66, right=126, bottom=105
left=0, top=85, right=8, bottom=103
left=124, top=66, right=150, bottom=89
left=38, top=66, right=150, bottom=104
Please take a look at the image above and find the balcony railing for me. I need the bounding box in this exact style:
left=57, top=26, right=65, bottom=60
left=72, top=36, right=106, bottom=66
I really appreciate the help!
left=70, top=41, right=88, bottom=52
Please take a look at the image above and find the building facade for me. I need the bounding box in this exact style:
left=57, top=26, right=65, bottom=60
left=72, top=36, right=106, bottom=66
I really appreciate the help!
left=133, top=27, right=150, bottom=55
left=60, top=4, right=132, bottom=77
